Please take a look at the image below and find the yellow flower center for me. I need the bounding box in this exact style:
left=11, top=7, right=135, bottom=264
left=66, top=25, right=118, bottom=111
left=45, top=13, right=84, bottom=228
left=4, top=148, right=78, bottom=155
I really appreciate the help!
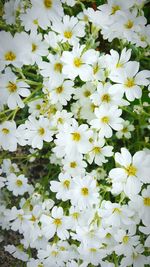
left=106, top=233, right=112, bottom=238
left=101, top=94, right=111, bottom=103
left=54, top=63, right=63, bottom=73
left=143, top=197, right=150, bottom=206
left=36, top=104, right=41, bottom=110
left=16, top=179, right=23, bottom=187
left=71, top=132, right=81, bottom=141
left=38, top=264, right=43, bottom=267
left=140, top=36, right=146, bottom=42
left=30, top=215, right=37, bottom=222
left=125, top=78, right=135, bottom=88
left=38, top=127, right=45, bottom=136
left=93, top=146, right=101, bottom=154
left=7, top=82, right=17, bottom=92
left=101, top=116, right=109, bottom=123
left=44, top=0, right=52, bottom=8
left=111, top=5, right=120, bottom=14
left=125, top=165, right=137, bottom=176
left=57, top=117, right=63, bottom=124
left=63, top=180, right=70, bottom=189
left=70, top=161, right=77, bottom=168
left=72, top=212, right=79, bottom=219
left=113, top=208, right=121, bottom=213
left=74, top=57, right=82, bottom=68
left=84, top=90, right=91, bottom=97
left=64, top=31, right=73, bottom=39
left=125, top=20, right=134, bottom=29
left=4, top=51, right=16, bottom=61
left=2, top=128, right=10, bottom=134
left=81, top=187, right=89, bottom=196
left=122, top=127, right=128, bottom=133
left=56, top=86, right=64, bottom=94
left=33, top=19, right=38, bottom=25
left=32, top=43, right=37, bottom=52
left=53, top=218, right=62, bottom=226
left=123, top=235, right=129, bottom=244
left=116, top=62, right=123, bottom=68
left=60, top=246, right=65, bottom=251
left=51, top=250, right=58, bottom=257
left=90, top=248, right=97, bottom=252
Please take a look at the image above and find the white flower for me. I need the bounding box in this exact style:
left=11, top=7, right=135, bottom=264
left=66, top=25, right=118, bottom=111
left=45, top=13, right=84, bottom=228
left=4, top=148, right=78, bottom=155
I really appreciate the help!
left=130, top=186, right=150, bottom=225
left=50, top=172, right=72, bottom=201
left=114, top=229, right=140, bottom=256
left=28, top=98, right=43, bottom=116
left=120, top=244, right=147, bottom=267
left=4, top=245, right=29, bottom=262
left=86, top=137, right=113, bottom=166
left=23, top=32, right=49, bottom=65
left=0, top=31, right=24, bottom=70
left=30, top=0, right=64, bottom=28
left=3, top=0, right=21, bottom=25
left=62, top=154, right=87, bottom=176
left=90, top=106, right=123, bottom=138
left=38, top=53, right=64, bottom=82
left=0, top=121, right=18, bottom=152
left=105, top=48, right=131, bottom=75
left=6, top=173, right=29, bottom=196
left=43, top=78, right=74, bottom=105
left=0, top=67, right=30, bottom=109
left=73, top=82, right=96, bottom=104
left=2, top=159, right=19, bottom=174
left=100, top=201, right=134, bottom=227
left=51, top=110, right=73, bottom=130
left=109, top=148, right=150, bottom=197
left=70, top=175, right=99, bottom=210
left=110, top=61, right=150, bottom=101
left=90, top=82, right=128, bottom=107
left=116, top=120, right=135, bottom=139
left=40, top=206, right=69, bottom=240
left=54, top=119, right=93, bottom=157
left=52, top=15, right=85, bottom=45
left=23, top=116, right=53, bottom=149
left=61, top=44, right=98, bottom=81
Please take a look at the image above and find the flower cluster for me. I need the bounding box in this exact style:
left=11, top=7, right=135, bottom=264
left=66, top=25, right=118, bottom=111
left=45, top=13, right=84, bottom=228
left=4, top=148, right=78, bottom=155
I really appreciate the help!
left=0, top=0, right=150, bottom=267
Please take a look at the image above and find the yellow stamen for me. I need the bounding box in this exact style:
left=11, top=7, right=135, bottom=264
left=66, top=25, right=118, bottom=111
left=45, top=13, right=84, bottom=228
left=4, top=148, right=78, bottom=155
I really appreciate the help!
left=54, top=63, right=63, bottom=73
left=70, top=161, right=77, bottom=168
left=125, top=78, right=135, bottom=88
left=53, top=218, right=62, bottom=226
left=5, top=51, right=16, bottom=61
left=144, top=197, right=150, bottom=206
left=16, top=179, right=23, bottom=187
left=71, top=132, right=81, bottom=141
left=93, top=146, right=101, bottom=154
left=7, top=82, right=17, bottom=92
left=74, top=57, right=82, bottom=68
left=111, top=5, right=120, bottom=14
left=2, top=128, right=9, bottom=134
left=64, top=31, right=72, bottom=39
left=44, top=0, right=52, bottom=8
left=56, top=86, right=64, bottom=94
left=81, top=187, right=89, bottom=196
left=101, top=116, right=109, bottom=123
left=63, top=180, right=70, bottom=189
left=123, top=235, right=129, bottom=244
left=101, top=94, right=111, bottom=103
left=125, top=20, right=134, bottom=29
left=32, top=43, right=37, bottom=52
left=38, top=127, right=45, bottom=136
left=125, top=165, right=137, bottom=176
